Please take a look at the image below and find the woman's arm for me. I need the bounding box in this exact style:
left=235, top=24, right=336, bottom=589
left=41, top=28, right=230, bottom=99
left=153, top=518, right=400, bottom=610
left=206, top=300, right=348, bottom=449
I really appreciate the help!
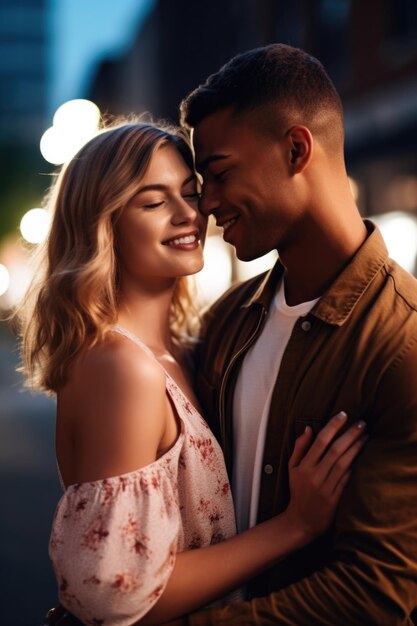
left=140, top=413, right=366, bottom=625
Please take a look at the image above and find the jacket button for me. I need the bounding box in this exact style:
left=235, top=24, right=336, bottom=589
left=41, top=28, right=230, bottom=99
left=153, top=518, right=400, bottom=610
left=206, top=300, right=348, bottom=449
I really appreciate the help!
left=301, top=320, right=311, bottom=331
left=264, top=464, right=274, bottom=475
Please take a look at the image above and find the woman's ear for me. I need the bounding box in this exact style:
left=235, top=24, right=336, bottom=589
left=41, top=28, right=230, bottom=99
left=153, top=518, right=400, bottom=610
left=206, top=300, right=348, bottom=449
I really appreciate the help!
left=287, top=125, right=313, bottom=173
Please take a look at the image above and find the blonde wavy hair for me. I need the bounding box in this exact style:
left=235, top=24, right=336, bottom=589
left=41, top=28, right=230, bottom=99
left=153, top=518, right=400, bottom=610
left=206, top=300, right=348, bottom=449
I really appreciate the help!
left=16, top=118, right=200, bottom=394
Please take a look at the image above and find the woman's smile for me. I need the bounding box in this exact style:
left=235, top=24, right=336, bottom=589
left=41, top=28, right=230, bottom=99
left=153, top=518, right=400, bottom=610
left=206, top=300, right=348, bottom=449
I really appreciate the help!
left=162, top=230, right=201, bottom=250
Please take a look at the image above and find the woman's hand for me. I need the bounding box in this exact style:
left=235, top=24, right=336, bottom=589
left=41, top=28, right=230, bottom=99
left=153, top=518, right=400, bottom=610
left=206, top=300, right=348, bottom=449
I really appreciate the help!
left=140, top=412, right=367, bottom=623
left=285, top=412, right=367, bottom=542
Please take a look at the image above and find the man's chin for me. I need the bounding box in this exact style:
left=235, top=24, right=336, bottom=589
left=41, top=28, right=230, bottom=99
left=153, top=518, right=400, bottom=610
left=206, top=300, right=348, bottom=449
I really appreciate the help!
left=234, top=247, right=273, bottom=263
left=236, top=252, right=256, bottom=262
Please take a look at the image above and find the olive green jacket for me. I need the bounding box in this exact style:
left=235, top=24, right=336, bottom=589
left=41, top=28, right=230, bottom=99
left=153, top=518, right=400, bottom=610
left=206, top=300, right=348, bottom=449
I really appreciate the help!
left=189, top=222, right=417, bottom=625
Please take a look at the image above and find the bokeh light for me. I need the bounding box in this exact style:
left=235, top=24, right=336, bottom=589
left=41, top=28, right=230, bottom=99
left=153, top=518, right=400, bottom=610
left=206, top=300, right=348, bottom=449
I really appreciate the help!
left=0, top=235, right=34, bottom=309
left=0, top=263, right=10, bottom=296
left=236, top=250, right=278, bottom=282
left=373, top=211, right=417, bottom=273
left=195, top=235, right=233, bottom=306
left=40, top=126, right=74, bottom=165
left=40, top=99, right=101, bottom=165
left=20, top=208, right=51, bottom=244
left=53, top=99, right=101, bottom=133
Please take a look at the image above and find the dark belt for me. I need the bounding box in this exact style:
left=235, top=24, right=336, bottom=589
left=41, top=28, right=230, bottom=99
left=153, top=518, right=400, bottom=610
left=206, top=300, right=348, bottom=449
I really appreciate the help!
left=42, top=606, right=84, bottom=626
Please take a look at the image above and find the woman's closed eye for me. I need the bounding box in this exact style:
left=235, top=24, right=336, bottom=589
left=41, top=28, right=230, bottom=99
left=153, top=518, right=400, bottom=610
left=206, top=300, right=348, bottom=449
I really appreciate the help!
left=143, top=200, right=165, bottom=209
left=138, top=193, right=166, bottom=209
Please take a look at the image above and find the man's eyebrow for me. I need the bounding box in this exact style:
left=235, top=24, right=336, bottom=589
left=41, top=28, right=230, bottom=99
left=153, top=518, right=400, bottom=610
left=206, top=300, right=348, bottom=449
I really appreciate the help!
left=196, top=155, right=228, bottom=174
left=136, top=174, right=197, bottom=194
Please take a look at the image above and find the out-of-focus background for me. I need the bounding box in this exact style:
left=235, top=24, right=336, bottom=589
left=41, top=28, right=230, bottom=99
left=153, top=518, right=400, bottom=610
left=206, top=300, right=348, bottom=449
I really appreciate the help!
left=1, top=0, right=417, bottom=623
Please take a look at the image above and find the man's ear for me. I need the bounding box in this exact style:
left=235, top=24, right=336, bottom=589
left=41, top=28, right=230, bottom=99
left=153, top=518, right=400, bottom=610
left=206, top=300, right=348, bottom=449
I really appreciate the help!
left=287, top=125, right=313, bottom=173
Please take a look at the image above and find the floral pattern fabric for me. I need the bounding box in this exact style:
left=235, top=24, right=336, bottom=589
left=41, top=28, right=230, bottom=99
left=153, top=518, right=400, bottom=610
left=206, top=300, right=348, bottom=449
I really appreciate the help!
left=49, top=326, right=237, bottom=626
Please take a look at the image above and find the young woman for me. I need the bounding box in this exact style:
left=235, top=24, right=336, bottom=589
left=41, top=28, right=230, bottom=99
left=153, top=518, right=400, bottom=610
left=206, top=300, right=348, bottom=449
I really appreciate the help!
left=18, top=119, right=366, bottom=626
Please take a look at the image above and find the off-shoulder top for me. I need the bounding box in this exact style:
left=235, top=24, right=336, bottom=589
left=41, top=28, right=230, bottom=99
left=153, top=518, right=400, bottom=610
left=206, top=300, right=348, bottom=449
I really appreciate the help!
left=49, top=326, right=238, bottom=626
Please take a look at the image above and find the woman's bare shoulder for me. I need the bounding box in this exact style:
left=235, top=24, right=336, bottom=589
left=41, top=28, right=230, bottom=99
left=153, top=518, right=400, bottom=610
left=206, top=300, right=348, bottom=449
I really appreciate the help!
left=73, top=331, right=163, bottom=386
left=58, top=332, right=169, bottom=483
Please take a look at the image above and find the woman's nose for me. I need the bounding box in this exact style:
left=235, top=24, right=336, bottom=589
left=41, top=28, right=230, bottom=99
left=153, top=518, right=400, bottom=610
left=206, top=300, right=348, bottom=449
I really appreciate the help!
left=171, top=196, right=199, bottom=224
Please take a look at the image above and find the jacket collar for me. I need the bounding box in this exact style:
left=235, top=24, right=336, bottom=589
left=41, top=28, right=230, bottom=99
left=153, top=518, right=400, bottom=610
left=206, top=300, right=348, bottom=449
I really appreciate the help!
left=242, top=220, right=389, bottom=326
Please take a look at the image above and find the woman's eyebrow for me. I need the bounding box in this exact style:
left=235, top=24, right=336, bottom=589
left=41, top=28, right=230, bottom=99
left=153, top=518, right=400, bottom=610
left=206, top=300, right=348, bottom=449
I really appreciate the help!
left=135, top=174, right=197, bottom=195
left=135, top=183, right=168, bottom=194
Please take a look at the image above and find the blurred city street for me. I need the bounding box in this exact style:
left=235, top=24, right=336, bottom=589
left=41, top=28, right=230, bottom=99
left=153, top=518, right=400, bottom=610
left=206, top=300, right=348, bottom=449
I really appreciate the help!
left=0, top=323, right=61, bottom=626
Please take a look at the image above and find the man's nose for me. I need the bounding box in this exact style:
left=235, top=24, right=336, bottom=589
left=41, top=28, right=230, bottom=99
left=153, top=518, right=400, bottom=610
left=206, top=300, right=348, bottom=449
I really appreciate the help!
left=199, top=186, right=219, bottom=216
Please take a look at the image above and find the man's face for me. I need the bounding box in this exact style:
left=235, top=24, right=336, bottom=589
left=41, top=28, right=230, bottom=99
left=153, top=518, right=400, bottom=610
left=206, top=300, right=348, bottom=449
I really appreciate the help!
left=193, top=107, right=300, bottom=261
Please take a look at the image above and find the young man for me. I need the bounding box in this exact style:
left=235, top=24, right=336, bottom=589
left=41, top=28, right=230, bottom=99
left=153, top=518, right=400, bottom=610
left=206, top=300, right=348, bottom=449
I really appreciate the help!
left=179, top=44, right=417, bottom=625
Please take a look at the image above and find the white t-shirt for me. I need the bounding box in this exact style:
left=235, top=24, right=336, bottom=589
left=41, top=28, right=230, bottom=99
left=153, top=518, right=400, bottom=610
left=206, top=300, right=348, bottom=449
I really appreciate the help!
left=232, top=279, right=318, bottom=532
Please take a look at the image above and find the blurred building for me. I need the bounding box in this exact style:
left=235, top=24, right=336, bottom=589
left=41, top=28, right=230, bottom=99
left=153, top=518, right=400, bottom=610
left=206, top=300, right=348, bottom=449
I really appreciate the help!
left=88, top=0, right=417, bottom=209
left=341, top=0, right=417, bottom=221
left=0, top=0, right=49, bottom=241
left=301, top=0, right=417, bottom=270
left=88, top=0, right=323, bottom=125
left=0, top=0, right=48, bottom=144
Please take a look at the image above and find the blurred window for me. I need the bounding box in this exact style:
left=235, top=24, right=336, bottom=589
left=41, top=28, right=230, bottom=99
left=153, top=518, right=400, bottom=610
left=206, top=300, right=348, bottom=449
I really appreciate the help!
left=387, top=0, right=417, bottom=52
left=315, top=0, right=351, bottom=87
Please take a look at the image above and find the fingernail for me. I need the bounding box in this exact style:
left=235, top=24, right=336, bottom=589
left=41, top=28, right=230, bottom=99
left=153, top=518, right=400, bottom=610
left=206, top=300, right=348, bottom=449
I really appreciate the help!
left=304, top=425, right=312, bottom=434
left=356, top=420, right=367, bottom=429
left=336, top=411, right=348, bottom=420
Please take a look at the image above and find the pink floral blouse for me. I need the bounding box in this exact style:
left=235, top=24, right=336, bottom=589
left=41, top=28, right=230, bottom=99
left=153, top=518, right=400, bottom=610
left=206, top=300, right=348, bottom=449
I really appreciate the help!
left=49, top=326, right=238, bottom=626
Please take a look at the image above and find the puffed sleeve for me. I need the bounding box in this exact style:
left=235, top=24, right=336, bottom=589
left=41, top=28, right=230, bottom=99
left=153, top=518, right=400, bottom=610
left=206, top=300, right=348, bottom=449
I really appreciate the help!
left=49, top=447, right=183, bottom=626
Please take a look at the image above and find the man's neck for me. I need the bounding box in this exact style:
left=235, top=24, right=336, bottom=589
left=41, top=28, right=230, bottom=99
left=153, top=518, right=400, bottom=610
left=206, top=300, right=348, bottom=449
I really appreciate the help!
left=281, top=217, right=368, bottom=306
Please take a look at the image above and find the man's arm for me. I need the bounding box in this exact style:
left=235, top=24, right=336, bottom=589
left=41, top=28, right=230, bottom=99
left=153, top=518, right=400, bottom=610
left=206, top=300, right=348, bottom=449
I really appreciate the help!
left=188, top=341, right=417, bottom=626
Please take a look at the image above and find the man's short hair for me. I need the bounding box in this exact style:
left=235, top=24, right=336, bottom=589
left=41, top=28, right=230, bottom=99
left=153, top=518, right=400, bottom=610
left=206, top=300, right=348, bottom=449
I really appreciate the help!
left=180, top=44, right=344, bottom=144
